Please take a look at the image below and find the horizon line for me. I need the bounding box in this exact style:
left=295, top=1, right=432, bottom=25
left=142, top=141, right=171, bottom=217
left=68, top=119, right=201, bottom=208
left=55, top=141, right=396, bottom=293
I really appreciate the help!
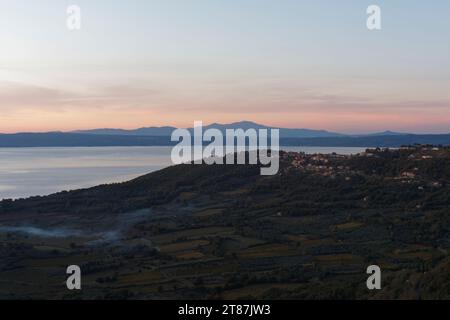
left=1, top=120, right=449, bottom=136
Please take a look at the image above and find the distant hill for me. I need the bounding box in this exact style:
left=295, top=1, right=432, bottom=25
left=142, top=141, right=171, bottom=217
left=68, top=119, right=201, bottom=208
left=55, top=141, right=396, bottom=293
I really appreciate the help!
left=75, top=121, right=344, bottom=138
left=0, top=131, right=450, bottom=148
left=0, top=132, right=171, bottom=147
left=362, top=130, right=409, bottom=137
left=1, top=121, right=448, bottom=148
left=74, top=126, right=177, bottom=136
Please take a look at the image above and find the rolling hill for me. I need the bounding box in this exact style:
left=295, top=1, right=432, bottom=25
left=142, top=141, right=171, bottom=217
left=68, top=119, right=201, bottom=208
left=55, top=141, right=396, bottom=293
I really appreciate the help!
left=1, top=147, right=449, bottom=299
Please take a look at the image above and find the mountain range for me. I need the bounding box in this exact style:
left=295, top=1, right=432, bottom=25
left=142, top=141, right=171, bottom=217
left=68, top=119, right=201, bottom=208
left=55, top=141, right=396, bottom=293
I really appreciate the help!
left=0, top=121, right=448, bottom=148
left=74, top=121, right=397, bottom=138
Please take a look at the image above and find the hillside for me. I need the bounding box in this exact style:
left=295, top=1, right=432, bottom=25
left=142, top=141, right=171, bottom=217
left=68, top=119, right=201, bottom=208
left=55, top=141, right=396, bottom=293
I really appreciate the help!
left=0, top=146, right=450, bottom=299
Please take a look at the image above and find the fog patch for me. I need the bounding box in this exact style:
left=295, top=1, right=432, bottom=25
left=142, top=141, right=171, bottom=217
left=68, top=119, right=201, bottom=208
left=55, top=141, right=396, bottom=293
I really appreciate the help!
left=87, top=231, right=122, bottom=246
left=0, top=208, right=153, bottom=245
left=0, top=225, right=82, bottom=238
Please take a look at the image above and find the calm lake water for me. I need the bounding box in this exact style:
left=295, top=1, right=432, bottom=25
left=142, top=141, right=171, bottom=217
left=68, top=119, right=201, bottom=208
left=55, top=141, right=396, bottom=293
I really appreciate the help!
left=0, top=146, right=366, bottom=200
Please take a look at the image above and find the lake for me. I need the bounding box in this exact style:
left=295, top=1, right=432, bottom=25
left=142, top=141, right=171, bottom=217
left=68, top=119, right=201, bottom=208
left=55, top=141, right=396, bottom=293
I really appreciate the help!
left=0, top=146, right=366, bottom=200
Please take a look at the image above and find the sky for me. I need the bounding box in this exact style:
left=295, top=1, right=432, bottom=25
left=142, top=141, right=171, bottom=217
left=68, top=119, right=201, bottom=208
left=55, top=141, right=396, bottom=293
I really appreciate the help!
left=0, top=0, right=449, bottom=134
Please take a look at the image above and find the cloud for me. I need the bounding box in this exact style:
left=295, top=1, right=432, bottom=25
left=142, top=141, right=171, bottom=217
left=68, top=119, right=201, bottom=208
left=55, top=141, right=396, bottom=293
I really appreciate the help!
left=0, top=81, right=71, bottom=112
left=0, top=80, right=449, bottom=134
left=0, top=81, right=162, bottom=115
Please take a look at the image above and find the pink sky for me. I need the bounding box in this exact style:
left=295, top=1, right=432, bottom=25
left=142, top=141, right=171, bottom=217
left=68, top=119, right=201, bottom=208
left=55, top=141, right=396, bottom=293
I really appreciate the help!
left=1, top=1, right=450, bottom=134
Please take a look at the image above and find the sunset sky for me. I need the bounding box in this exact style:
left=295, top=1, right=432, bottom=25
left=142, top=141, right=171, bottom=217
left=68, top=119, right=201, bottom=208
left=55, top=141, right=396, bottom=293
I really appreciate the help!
left=1, top=0, right=450, bottom=134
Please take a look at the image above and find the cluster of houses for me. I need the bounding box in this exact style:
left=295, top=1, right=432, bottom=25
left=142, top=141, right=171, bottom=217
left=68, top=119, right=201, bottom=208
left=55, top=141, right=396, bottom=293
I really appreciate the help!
left=281, top=146, right=445, bottom=190
left=282, top=152, right=354, bottom=178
